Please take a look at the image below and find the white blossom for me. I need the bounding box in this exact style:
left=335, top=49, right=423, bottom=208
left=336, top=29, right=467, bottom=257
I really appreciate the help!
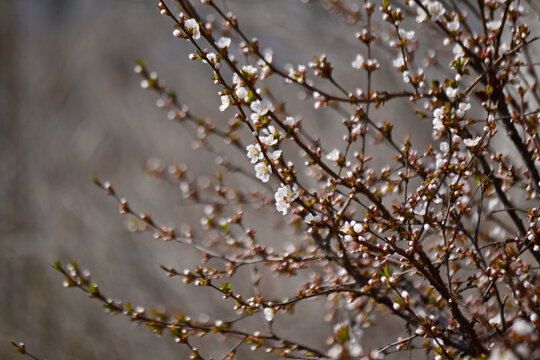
left=486, top=20, right=502, bottom=31
left=447, top=17, right=460, bottom=31
left=456, top=101, right=471, bottom=117
left=235, top=86, right=248, bottom=99
left=173, top=29, right=182, bottom=38
left=416, top=7, right=428, bottom=23
left=328, top=344, right=343, bottom=359
left=393, top=56, right=405, bottom=69
left=433, top=117, right=444, bottom=132
left=432, top=107, right=445, bottom=131
left=453, top=44, right=465, bottom=59
left=305, top=213, right=321, bottom=224
left=433, top=107, right=444, bottom=119
left=275, top=184, right=299, bottom=215
left=464, top=137, right=481, bottom=147
left=263, top=307, right=274, bottom=322
left=487, top=349, right=518, bottom=360
left=326, top=149, right=340, bottom=161
left=439, top=141, right=449, bottom=153
left=351, top=54, right=365, bottom=70
left=219, top=95, right=230, bottom=112
left=242, top=65, right=258, bottom=76
left=204, top=52, right=218, bottom=65
left=251, top=99, right=271, bottom=115
left=284, top=116, right=298, bottom=127
left=399, top=29, right=415, bottom=40
left=255, top=162, right=272, bottom=183
left=427, top=1, right=446, bottom=21
left=511, top=318, right=534, bottom=336
left=184, top=19, right=201, bottom=40
left=446, top=86, right=458, bottom=99
left=268, top=150, right=282, bottom=160
left=260, top=125, right=278, bottom=146
left=216, top=37, right=231, bottom=49
left=246, top=144, right=263, bottom=163
left=250, top=99, right=273, bottom=123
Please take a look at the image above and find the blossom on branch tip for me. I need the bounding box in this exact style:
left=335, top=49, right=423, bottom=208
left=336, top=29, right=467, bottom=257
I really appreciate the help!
left=447, top=17, right=460, bottom=31
left=173, top=29, right=183, bottom=38
left=255, top=162, right=272, bottom=183
left=304, top=213, right=321, bottom=224
left=456, top=101, right=471, bottom=118
left=250, top=100, right=272, bottom=116
left=268, top=150, right=282, bottom=160
left=464, top=137, right=481, bottom=147
left=416, top=1, right=445, bottom=23
left=217, top=37, right=231, bottom=49
left=351, top=54, right=365, bottom=70
left=283, top=116, right=298, bottom=127
left=486, top=20, right=502, bottom=31
left=219, top=95, right=230, bottom=112
left=427, top=1, right=445, bottom=21
left=242, top=65, right=258, bottom=76
left=393, top=56, right=405, bottom=69
left=246, top=144, right=263, bottom=163
left=184, top=19, right=201, bottom=40
left=260, top=125, right=278, bottom=146
left=235, top=86, right=248, bottom=100
left=398, top=29, right=415, bottom=41
left=274, top=184, right=299, bottom=215
left=326, top=149, right=340, bottom=162
left=263, top=307, right=274, bottom=322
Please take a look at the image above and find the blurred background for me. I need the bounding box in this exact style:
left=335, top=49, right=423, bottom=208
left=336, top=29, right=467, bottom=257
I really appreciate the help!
left=0, top=0, right=441, bottom=359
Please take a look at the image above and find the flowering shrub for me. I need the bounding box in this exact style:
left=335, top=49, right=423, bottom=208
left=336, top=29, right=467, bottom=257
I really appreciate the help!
left=48, top=0, right=540, bottom=359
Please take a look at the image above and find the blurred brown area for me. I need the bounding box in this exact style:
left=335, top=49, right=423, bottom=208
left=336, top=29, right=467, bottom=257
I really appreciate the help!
left=0, top=1, right=419, bottom=359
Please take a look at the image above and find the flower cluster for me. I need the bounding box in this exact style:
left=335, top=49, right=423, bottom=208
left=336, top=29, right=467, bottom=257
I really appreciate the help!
left=52, top=1, right=540, bottom=360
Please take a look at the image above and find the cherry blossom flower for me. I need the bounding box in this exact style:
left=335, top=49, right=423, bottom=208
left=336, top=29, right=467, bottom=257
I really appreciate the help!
left=486, top=20, right=502, bottom=31
left=487, top=349, right=518, bottom=360
left=235, top=86, right=248, bottom=100
left=416, top=1, right=446, bottom=22
left=445, top=86, right=458, bottom=99
left=255, top=162, right=272, bottom=183
left=456, top=101, right=471, bottom=118
left=216, top=37, right=231, bottom=49
left=283, top=117, right=296, bottom=127
left=275, top=184, right=299, bottom=215
left=173, top=29, right=182, bottom=38
left=416, top=7, right=428, bottom=23
left=263, top=307, right=274, bottom=322
left=398, top=29, right=415, bottom=40
left=250, top=100, right=272, bottom=123
left=184, top=19, right=201, bottom=40
left=453, top=44, right=465, bottom=59
left=219, top=95, right=230, bottom=112
left=464, top=137, right=481, bottom=147
left=432, top=107, right=445, bottom=132
left=304, top=213, right=322, bottom=224
left=439, top=141, right=449, bottom=153
left=242, top=65, right=258, bottom=76
left=246, top=144, right=263, bottom=163
left=427, top=1, right=446, bottom=21
left=326, top=149, right=341, bottom=162
left=351, top=54, right=365, bottom=70
left=268, top=150, right=282, bottom=160
left=393, top=56, right=405, bottom=69
left=447, top=17, right=460, bottom=31
left=260, top=125, right=278, bottom=146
